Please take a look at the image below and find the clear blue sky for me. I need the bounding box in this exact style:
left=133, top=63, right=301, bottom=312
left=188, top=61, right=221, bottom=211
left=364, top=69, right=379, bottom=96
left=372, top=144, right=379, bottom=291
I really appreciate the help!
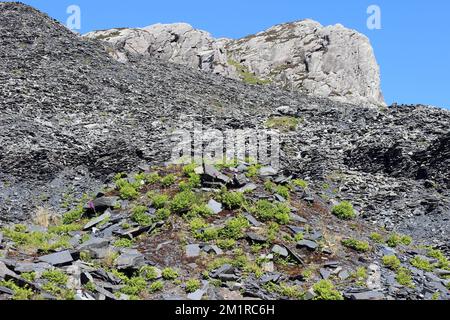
left=19, top=0, right=450, bottom=109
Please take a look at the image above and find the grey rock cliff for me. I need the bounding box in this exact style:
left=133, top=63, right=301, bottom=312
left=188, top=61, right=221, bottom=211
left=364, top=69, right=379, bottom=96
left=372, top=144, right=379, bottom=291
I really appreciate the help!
left=85, top=20, right=384, bottom=106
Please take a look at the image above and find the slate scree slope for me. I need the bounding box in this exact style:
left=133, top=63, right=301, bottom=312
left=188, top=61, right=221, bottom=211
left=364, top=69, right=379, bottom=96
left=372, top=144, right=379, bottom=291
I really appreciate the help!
left=0, top=2, right=449, bottom=251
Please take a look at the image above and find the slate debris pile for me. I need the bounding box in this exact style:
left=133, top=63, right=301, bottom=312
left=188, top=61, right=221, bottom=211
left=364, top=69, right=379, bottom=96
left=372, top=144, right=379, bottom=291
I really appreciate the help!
left=0, top=163, right=449, bottom=300
left=0, top=3, right=449, bottom=300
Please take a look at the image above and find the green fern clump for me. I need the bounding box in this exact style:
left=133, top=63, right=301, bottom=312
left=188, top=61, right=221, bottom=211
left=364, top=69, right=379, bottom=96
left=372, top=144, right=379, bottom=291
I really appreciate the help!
left=251, top=200, right=291, bottom=224
left=312, top=280, right=343, bottom=300
left=149, top=193, right=169, bottom=209
left=220, top=190, right=246, bottom=209
left=382, top=255, right=401, bottom=270
left=396, top=267, right=414, bottom=288
left=219, top=216, right=250, bottom=240
left=386, top=233, right=413, bottom=247
left=131, top=205, right=151, bottom=226
left=185, top=279, right=201, bottom=293
left=410, top=256, right=434, bottom=272
left=114, top=238, right=135, bottom=248
left=162, top=268, right=179, bottom=280
left=341, top=239, right=370, bottom=253
left=170, top=191, right=197, bottom=213
left=332, top=201, right=356, bottom=220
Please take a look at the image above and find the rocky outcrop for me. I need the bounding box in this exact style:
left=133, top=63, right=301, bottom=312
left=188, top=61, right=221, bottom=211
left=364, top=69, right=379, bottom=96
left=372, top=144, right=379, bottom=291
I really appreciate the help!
left=0, top=2, right=449, bottom=254
left=85, top=20, right=384, bottom=107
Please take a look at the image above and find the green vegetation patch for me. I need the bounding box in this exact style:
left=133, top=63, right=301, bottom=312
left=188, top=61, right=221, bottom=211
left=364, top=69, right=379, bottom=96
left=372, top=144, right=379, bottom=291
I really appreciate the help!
left=382, top=255, right=401, bottom=271
left=341, top=239, right=370, bottom=253
left=332, top=201, right=356, bottom=220
left=250, top=200, right=291, bottom=224
left=228, top=59, right=271, bottom=85
left=265, top=116, right=299, bottom=132
left=312, top=280, right=343, bottom=300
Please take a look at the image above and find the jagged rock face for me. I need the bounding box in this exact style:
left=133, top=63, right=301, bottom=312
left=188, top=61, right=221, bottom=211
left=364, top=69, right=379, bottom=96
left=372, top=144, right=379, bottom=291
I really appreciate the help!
left=227, top=20, right=384, bottom=106
left=0, top=3, right=449, bottom=250
left=85, top=20, right=384, bottom=107
left=85, top=24, right=236, bottom=78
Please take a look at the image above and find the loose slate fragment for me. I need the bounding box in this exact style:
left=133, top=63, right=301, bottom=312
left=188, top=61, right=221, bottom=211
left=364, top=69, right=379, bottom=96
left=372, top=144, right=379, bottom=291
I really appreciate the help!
left=246, top=232, right=267, bottom=243
left=243, top=213, right=261, bottom=227
left=259, top=166, right=278, bottom=177
left=207, top=199, right=223, bottom=215
left=14, top=262, right=52, bottom=273
left=272, top=245, right=288, bottom=257
left=39, top=250, right=73, bottom=266
left=186, top=244, right=201, bottom=258
left=83, top=211, right=111, bottom=230
left=78, top=237, right=109, bottom=251
left=237, top=183, right=257, bottom=193
left=116, top=251, right=145, bottom=269
left=289, top=213, right=307, bottom=224
left=85, top=197, right=119, bottom=213
left=297, top=240, right=319, bottom=251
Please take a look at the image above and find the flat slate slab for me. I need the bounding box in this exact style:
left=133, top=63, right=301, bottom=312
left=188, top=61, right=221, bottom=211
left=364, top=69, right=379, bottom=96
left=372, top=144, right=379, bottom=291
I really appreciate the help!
left=297, top=240, right=319, bottom=251
left=83, top=211, right=111, bottom=230
left=186, top=244, right=201, bottom=258
left=272, top=245, right=288, bottom=257
left=207, top=199, right=223, bottom=215
left=39, top=250, right=73, bottom=266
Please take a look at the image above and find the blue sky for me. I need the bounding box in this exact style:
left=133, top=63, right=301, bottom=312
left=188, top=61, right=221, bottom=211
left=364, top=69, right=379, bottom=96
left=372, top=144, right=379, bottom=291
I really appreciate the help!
left=20, top=0, right=450, bottom=109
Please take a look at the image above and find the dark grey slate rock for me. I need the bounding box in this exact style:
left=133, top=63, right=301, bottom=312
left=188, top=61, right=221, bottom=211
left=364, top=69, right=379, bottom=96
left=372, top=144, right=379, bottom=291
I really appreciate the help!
left=114, top=224, right=152, bottom=238
left=380, top=246, right=397, bottom=256
left=243, top=213, right=261, bottom=227
left=320, top=268, right=331, bottom=279
left=203, top=165, right=231, bottom=184
left=0, top=260, right=16, bottom=279
left=0, top=286, right=14, bottom=295
left=14, top=262, right=52, bottom=273
left=187, top=289, right=206, bottom=300
left=210, top=264, right=234, bottom=278
left=98, top=223, right=121, bottom=238
left=233, top=174, right=248, bottom=187
left=285, top=247, right=305, bottom=265
left=297, top=240, right=319, bottom=251
left=85, top=197, right=119, bottom=213
left=259, top=166, right=277, bottom=177
left=306, top=231, right=323, bottom=241
left=339, top=269, right=351, bottom=280
left=186, top=244, right=201, bottom=258
left=259, top=273, right=281, bottom=284
left=238, top=183, right=257, bottom=193
left=116, top=251, right=145, bottom=269
left=435, top=269, right=450, bottom=277
left=274, top=175, right=292, bottom=184
left=202, top=245, right=223, bottom=255
left=94, top=284, right=118, bottom=300
left=207, top=199, right=223, bottom=214
left=323, top=261, right=339, bottom=268
left=289, top=213, right=307, bottom=224
left=274, top=194, right=286, bottom=202
left=272, top=245, right=288, bottom=257
left=218, top=274, right=239, bottom=282
left=83, top=210, right=111, bottom=230
left=288, top=225, right=305, bottom=235
left=39, top=250, right=73, bottom=266
left=77, top=237, right=109, bottom=251
left=345, top=290, right=385, bottom=300
left=246, top=232, right=267, bottom=243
